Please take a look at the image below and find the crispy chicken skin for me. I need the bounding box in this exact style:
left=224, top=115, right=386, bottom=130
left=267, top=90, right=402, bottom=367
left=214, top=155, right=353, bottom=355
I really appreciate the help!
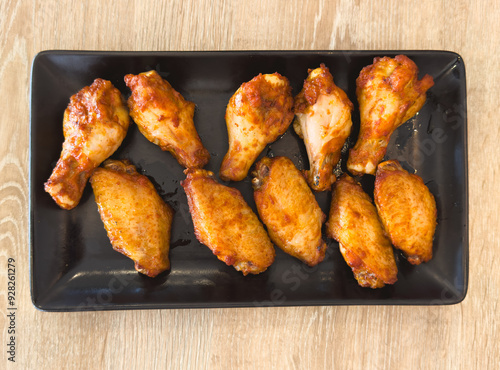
left=181, top=168, right=275, bottom=275
left=219, top=73, right=294, bottom=181
left=326, top=174, right=397, bottom=288
left=124, top=70, right=210, bottom=168
left=294, top=64, right=353, bottom=191
left=90, top=159, right=173, bottom=277
left=252, top=156, right=327, bottom=266
left=347, top=55, right=434, bottom=175
left=44, top=79, right=130, bottom=210
left=374, top=160, right=437, bottom=264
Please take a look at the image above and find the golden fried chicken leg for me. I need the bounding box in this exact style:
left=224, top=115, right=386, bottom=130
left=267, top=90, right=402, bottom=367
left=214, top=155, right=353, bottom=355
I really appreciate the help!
left=374, top=160, right=437, bottom=264
left=90, top=159, right=174, bottom=277
left=294, top=64, right=353, bottom=191
left=125, top=70, right=210, bottom=168
left=181, top=168, right=275, bottom=275
left=347, top=55, right=434, bottom=175
left=326, top=174, right=397, bottom=288
left=219, top=73, right=294, bottom=181
left=252, top=156, right=327, bottom=266
left=44, top=79, right=130, bottom=210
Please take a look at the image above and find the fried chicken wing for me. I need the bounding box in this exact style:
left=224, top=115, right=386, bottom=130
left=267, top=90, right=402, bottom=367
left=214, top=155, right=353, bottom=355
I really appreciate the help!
left=90, top=159, right=173, bottom=277
left=252, top=156, right=327, bottom=266
left=374, top=160, right=437, bottom=264
left=326, top=174, right=397, bottom=288
left=347, top=55, right=434, bottom=175
left=219, top=73, right=294, bottom=181
left=125, top=70, right=210, bottom=168
left=181, top=168, right=275, bottom=275
left=294, top=64, right=353, bottom=191
left=44, top=79, right=130, bottom=210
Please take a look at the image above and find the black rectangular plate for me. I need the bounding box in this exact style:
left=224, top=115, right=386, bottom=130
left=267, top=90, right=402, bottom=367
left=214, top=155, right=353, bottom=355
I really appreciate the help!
left=30, top=50, right=468, bottom=311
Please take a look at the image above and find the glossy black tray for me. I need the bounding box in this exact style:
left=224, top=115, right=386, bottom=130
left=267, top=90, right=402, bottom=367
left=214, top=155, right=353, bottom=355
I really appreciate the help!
left=30, top=50, right=468, bottom=311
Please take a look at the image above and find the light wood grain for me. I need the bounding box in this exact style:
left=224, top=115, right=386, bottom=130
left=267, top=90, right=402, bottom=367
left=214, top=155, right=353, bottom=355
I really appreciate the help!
left=1, top=0, right=499, bottom=369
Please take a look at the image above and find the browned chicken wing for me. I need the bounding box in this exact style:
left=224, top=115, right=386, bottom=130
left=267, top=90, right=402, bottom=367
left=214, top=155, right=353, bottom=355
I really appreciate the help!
left=252, top=156, right=327, bottom=266
left=44, top=79, right=130, bottom=210
left=125, top=70, right=210, bottom=168
left=219, top=73, right=294, bottom=181
left=90, top=159, right=173, bottom=277
left=374, top=160, right=437, bottom=264
left=181, top=168, right=275, bottom=275
left=326, top=174, right=397, bottom=288
left=294, top=64, right=353, bottom=191
left=347, top=55, right=434, bottom=175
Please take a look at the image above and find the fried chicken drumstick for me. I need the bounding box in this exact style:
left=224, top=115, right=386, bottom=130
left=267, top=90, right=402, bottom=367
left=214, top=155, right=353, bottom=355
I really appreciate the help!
left=125, top=70, right=210, bottom=168
left=294, top=64, right=353, bottom=191
left=347, top=55, right=434, bottom=175
left=44, top=79, right=130, bottom=210
left=219, top=73, right=294, bottom=181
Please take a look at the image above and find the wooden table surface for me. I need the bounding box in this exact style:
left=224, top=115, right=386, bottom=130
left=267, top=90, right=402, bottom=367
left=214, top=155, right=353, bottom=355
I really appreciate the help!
left=1, top=0, right=498, bottom=369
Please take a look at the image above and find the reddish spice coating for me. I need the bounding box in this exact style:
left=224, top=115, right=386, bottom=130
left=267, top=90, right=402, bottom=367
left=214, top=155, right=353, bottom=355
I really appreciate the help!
left=295, top=64, right=353, bottom=114
left=125, top=72, right=188, bottom=117
left=235, top=73, right=294, bottom=130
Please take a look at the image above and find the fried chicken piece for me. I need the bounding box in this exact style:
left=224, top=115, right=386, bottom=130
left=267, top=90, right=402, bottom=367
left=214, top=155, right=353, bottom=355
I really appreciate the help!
left=90, top=159, right=173, bottom=277
left=347, top=55, right=434, bottom=175
left=44, top=79, right=130, bottom=210
left=374, top=160, right=437, bottom=264
left=219, top=73, right=294, bottom=181
left=294, top=64, right=353, bottom=191
left=181, top=168, right=275, bottom=275
left=252, top=156, right=327, bottom=266
left=125, top=70, right=210, bottom=168
left=326, top=174, right=397, bottom=288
